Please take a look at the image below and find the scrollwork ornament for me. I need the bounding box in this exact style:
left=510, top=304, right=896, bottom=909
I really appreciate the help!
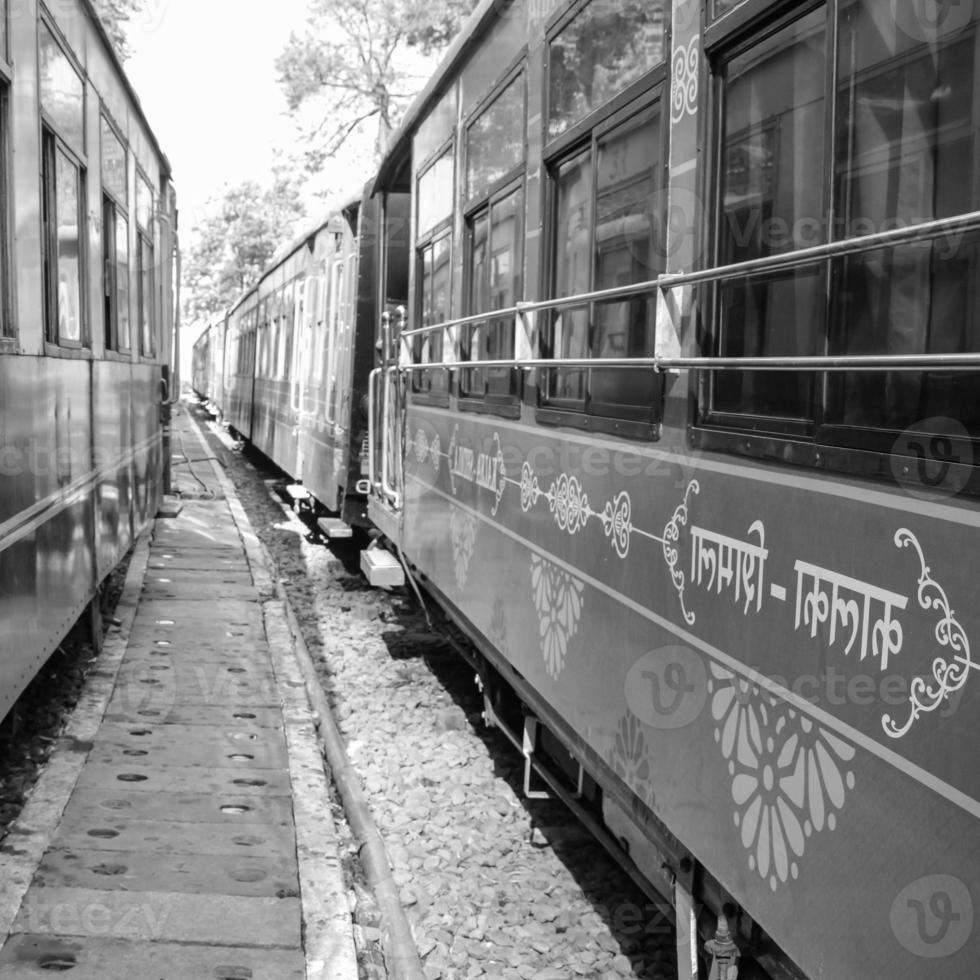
left=883, top=528, right=977, bottom=738
left=491, top=433, right=506, bottom=517
left=670, top=37, right=700, bottom=124
left=663, top=480, right=699, bottom=625
left=430, top=434, right=441, bottom=475
left=448, top=425, right=459, bottom=495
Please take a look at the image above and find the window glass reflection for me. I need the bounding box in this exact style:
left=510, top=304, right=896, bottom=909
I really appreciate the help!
left=40, top=24, right=84, bottom=152
left=417, top=148, right=454, bottom=237
left=548, top=0, right=665, bottom=139
left=466, top=76, right=525, bottom=201
left=714, top=9, right=826, bottom=421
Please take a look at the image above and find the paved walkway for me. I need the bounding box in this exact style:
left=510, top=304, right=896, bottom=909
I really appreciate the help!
left=0, top=405, right=357, bottom=979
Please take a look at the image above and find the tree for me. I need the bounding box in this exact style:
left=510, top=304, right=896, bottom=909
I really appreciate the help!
left=92, top=0, right=145, bottom=60
left=276, top=0, right=475, bottom=171
left=182, top=177, right=306, bottom=325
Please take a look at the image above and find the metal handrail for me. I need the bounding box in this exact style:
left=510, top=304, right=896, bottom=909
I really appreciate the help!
left=399, top=207, right=980, bottom=343
left=380, top=366, right=402, bottom=508
left=404, top=352, right=980, bottom=373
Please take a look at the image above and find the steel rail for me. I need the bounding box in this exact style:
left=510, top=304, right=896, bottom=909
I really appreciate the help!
left=403, top=352, right=980, bottom=373
left=398, top=207, right=980, bottom=343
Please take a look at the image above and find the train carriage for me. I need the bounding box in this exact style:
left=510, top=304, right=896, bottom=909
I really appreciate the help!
left=0, top=0, right=177, bottom=722
left=366, top=0, right=980, bottom=976
left=219, top=191, right=391, bottom=528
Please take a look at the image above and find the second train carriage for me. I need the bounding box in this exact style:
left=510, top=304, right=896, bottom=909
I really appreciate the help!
left=0, top=0, right=177, bottom=721
left=364, top=0, right=980, bottom=977
left=206, top=189, right=405, bottom=529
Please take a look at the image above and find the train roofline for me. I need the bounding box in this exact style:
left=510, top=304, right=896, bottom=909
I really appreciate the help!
left=79, top=0, right=172, bottom=178
left=372, top=0, right=502, bottom=192
left=228, top=182, right=374, bottom=320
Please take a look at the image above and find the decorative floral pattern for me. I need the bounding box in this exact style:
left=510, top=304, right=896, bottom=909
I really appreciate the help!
left=488, top=596, right=509, bottom=657
left=709, top=663, right=856, bottom=892
left=530, top=554, right=585, bottom=679
left=670, top=36, right=700, bottom=124
left=521, top=462, right=635, bottom=558
left=663, top=480, right=699, bottom=625
left=884, top=528, right=976, bottom=738
left=449, top=504, right=478, bottom=590
left=608, top=712, right=655, bottom=809
left=411, top=427, right=442, bottom=474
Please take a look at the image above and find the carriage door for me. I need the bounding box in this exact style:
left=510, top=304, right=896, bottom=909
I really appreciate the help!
left=290, top=277, right=311, bottom=478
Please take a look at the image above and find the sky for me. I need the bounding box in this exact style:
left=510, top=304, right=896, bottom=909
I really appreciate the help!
left=124, top=0, right=313, bottom=229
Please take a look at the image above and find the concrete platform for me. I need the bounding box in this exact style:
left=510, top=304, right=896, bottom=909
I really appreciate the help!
left=0, top=406, right=358, bottom=980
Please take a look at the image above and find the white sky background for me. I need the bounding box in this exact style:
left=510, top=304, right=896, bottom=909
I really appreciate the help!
left=124, top=0, right=310, bottom=225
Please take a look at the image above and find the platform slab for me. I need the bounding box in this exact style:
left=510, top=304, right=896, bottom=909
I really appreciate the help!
left=0, top=935, right=305, bottom=979
left=60, top=787, right=294, bottom=826
left=10, top=888, right=300, bottom=947
left=34, top=848, right=299, bottom=898
left=71, top=762, right=293, bottom=796
left=49, top=816, right=296, bottom=861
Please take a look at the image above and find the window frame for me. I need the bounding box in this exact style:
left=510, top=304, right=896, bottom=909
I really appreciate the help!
left=41, top=125, right=88, bottom=350
left=101, top=113, right=130, bottom=353
left=459, top=64, right=528, bottom=416
left=411, top=139, right=455, bottom=404
left=693, top=0, right=980, bottom=495
left=0, top=80, right=13, bottom=342
left=537, top=84, right=669, bottom=439
left=136, top=167, right=156, bottom=358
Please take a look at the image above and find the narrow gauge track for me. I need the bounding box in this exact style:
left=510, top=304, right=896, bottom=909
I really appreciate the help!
left=189, top=401, right=679, bottom=980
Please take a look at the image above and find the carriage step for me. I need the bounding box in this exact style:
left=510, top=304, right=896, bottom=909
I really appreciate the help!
left=317, top=517, right=353, bottom=539
left=360, top=548, right=405, bottom=588
left=284, top=484, right=310, bottom=501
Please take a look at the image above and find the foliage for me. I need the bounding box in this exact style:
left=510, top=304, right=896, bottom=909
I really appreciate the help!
left=276, top=0, right=475, bottom=170
left=182, top=176, right=306, bottom=325
left=91, top=0, right=144, bottom=60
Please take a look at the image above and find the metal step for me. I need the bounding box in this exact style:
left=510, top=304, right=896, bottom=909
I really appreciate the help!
left=284, top=484, right=310, bottom=501
left=360, top=547, right=405, bottom=588
left=317, top=517, right=353, bottom=539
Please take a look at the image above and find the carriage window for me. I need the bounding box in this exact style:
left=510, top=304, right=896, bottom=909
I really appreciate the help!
left=102, top=201, right=130, bottom=351
left=462, top=185, right=523, bottom=400
left=711, top=9, right=826, bottom=426
left=828, top=0, right=980, bottom=435
left=543, top=103, right=663, bottom=421
left=705, top=0, right=980, bottom=448
left=548, top=0, right=665, bottom=140
left=466, top=75, right=525, bottom=202
left=102, top=118, right=129, bottom=352
left=415, top=233, right=451, bottom=394
left=0, top=85, right=10, bottom=337
left=42, top=130, right=85, bottom=346
left=137, top=173, right=155, bottom=356
left=39, top=23, right=84, bottom=154
left=417, top=147, right=454, bottom=237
